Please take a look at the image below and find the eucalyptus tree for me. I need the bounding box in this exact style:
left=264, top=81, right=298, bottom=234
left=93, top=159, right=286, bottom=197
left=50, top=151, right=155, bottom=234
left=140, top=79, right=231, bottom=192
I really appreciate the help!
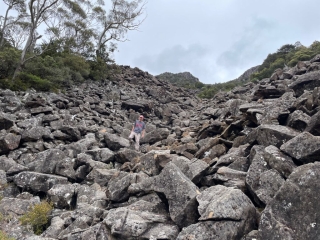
left=94, top=0, right=146, bottom=60
left=0, top=0, right=27, bottom=48
left=12, top=0, right=62, bottom=80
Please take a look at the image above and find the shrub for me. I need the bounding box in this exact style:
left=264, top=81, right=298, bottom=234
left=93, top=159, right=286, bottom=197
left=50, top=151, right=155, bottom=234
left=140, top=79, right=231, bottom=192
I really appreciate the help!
left=17, top=73, right=54, bottom=91
left=19, top=201, right=53, bottom=235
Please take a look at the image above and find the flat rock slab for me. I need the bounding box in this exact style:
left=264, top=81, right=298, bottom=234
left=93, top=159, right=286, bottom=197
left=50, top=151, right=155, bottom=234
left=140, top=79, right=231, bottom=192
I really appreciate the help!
left=289, top=70, right=320, bottom=97
left=258, top=162, right=320, bottom=240
left=254, top=124, right=299, bottom=148
left=13, top=171, right=69, bottom=193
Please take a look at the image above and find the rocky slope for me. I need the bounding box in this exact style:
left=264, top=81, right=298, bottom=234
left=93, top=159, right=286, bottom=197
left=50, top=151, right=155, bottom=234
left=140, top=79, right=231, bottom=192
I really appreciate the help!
left=0, top=56, right=320, bottom=239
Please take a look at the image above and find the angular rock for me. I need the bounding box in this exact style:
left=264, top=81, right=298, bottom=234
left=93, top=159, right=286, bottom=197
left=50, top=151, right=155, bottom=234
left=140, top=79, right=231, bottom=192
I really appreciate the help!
left=0, top=112, right=15, bottom=130
left=0, top=133, right=21, bottom=154
left=196, top=185, right=256, bottom=221
left=106, top=171, right=148, bottom=202
left=76, top=183, right=108, bottom=209
left=86, top=168, right=119, bottom=186
left=47, top=184, right=77, bottom=209
left=21, top=126, right=52, bottom=141
left=171, top=156, right=209, bottom=184
left=246, top=146, right=285, bottom=206
left=264, top=145, right=296, bottom=178
left=0, top=196, right=40, bottom=216
left=289, top=70, right=320, bottom=97
left=27, top=149, right=67, bottom=174
left=86, top=148, right=115, bottom=163
left=176, top=220, right=256, bottom=240
left=129, top=162, right=200, bottom=228
left=254, top=124, right=299, bottom=148
left=280, top=131, right=320, bottom=163
left=13, top=171, right=69, bottom=193
left=104, top=200, right=179, bottom=240
left=258, top=162, right=320, bottom=240
left=0, top=156, right=27, bottom=175
left=114, top=148, right=142, bottom=164
left=286, top=110, right=310, bottom=131
left=305, top=110, right=320, bottom=136
left=104, top=133, right=130, bottom=151
left=141, top=128, right=170, bottom=145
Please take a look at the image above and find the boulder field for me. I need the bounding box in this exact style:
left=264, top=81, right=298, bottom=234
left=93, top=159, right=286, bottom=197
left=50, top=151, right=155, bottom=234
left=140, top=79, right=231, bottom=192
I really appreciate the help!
left=1, top=56, right=320, bottom=239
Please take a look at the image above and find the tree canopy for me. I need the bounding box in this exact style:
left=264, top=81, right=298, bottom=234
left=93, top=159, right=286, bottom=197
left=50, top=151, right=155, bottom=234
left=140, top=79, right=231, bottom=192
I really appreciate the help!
left=0, top=0, right=146, bottom=89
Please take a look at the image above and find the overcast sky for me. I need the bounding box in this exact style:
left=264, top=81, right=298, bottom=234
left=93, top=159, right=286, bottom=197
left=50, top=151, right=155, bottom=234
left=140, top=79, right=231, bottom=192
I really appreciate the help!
left=113, top=0, right=320, bottom=84
left=1, top=0, right=319, bottom=84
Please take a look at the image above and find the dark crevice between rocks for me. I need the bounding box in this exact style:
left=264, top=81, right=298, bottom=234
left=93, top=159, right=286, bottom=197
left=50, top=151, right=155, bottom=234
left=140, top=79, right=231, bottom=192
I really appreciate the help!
left=155, top=192, right=170, bottom=213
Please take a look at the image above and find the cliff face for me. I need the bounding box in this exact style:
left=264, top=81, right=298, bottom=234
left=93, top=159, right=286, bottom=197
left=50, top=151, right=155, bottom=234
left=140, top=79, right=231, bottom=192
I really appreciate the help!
left=1, top=55, right=320, bottom=239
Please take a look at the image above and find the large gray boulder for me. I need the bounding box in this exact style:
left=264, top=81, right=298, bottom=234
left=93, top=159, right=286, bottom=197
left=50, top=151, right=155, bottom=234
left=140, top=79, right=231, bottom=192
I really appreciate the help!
left=305, top=110, right=320, bottom=136
left=141, top=128, right=170, bottom=145
left=280, top=132, right=320, bottom=163
left=129, top=162, right=200, bottom=228
left=289, top=70, right=320, bottom=96
left=196, top=185, right=257, bottom=222
left=86, top=168, right=119, bottom=186
left=47, top=184, right=77, bottom=209
left=176, top=220, right=256, bottom=240
left=246, top=146, right=285, bottom=206
left=104, top=200, right=179, bottom=240
left=254, top=125, right=299, bottom=148
left=0, top=132, right=21, bottom=154
left=13, top=171, right=69, bottom=193
left=104, top=133, right=130, bottom=151
left=27, top=149, right=67, bottom=174
left=258, top=162, right=320, bottom=240
left=0, top=112, right=15, bottom=130
left=0, top=156, right=28, bottom=175
left=263, top=145, right=296, bottom=178
left=21, top=126, right=52, bottom=141
left=106, top=171, right=148, bottom=202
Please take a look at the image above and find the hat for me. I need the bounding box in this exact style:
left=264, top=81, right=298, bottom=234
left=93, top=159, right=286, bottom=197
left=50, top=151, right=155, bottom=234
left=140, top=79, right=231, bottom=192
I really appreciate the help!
left=139, top=115, right=144, bottom=119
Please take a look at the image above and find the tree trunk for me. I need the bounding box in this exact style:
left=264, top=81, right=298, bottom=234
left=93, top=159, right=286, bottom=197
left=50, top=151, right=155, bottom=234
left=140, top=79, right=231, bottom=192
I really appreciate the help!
left=12, top=27, right=35, bottom=81
left=0, top=6, right=12, bottom=48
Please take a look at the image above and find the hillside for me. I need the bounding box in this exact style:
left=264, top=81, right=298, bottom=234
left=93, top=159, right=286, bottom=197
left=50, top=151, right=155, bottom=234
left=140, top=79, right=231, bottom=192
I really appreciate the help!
left=1, top=53, right=320, bottom=239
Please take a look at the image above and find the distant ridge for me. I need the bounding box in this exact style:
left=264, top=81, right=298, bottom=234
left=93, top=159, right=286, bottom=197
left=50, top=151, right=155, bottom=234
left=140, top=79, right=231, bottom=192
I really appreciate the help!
left=156, top=72, right=201, bottom=88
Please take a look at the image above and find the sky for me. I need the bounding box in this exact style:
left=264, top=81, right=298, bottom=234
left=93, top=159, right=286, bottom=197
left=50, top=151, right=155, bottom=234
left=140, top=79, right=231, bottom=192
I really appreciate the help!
left=113, top=0, right=320, bottom=84
left=1, top=0, right=320, bottom=84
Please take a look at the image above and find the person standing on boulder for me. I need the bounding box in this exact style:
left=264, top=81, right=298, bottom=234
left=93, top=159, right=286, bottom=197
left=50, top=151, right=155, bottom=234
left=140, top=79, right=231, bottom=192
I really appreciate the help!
left=129, top=115, right=146, bottom=151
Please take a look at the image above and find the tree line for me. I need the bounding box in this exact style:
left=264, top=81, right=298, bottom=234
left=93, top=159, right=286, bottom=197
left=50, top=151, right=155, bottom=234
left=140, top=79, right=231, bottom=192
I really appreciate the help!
left=0, top=0, right=145, bottom=91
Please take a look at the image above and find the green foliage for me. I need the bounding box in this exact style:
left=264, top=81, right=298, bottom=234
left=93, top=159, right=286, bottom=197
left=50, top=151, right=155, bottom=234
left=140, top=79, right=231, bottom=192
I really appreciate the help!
left=251, top=41, right=320, bottom=81
left=16, top=73, right=54, bottom=91
left=288, top=48, right=315, bottom=67
left=197, top=80, right=242, bottom=99
left=89, top=58, right=119, bottom=81
left=0, top=231, right=15, bottom=240
left=0, top=47, right=20, bottom=79
left=19, top=201, right=53, bottom=235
